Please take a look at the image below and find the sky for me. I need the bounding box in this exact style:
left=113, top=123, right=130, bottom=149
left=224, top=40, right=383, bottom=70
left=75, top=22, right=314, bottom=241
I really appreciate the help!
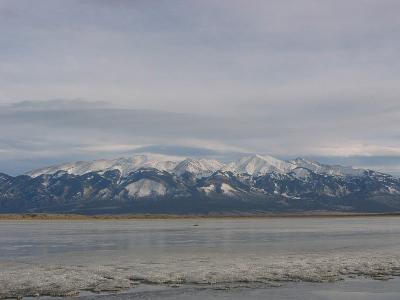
left=0, top=0, right=400, bottom=175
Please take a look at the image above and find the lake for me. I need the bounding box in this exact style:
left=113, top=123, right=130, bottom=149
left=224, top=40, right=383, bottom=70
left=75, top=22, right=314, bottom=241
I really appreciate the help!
left=1, top=216, right=400, bottom=299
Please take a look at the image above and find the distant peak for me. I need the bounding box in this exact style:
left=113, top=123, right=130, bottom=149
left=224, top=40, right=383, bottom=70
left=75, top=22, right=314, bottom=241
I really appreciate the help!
left=223, top=154, right=294, bottom=175
left=173, top=158, right=224, bottom=178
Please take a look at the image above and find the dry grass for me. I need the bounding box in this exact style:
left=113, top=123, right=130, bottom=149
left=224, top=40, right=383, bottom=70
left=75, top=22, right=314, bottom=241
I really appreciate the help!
left=1, top=212, right=400, bottom=221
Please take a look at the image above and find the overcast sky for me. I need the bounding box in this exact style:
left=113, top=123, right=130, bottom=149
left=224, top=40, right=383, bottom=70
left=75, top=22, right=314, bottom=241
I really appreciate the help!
left=1, top=0, right=400, bottom=175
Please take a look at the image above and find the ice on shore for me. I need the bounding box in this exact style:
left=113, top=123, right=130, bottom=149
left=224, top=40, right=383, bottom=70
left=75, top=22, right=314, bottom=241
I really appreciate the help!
left=2, top=251, right=400, bottom=299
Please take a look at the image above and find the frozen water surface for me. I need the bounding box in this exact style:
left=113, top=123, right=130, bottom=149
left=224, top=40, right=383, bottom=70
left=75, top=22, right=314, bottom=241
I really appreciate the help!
left=1, top=217, right=400, bottom=298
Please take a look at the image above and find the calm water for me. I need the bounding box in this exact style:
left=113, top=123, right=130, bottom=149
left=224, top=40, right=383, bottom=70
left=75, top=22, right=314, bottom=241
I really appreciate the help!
left=2, top=217, right=400, bottom=299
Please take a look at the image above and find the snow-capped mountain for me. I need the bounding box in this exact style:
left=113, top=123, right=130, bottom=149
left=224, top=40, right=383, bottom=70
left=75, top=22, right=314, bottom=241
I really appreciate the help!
left=2, top=153, right=399, bottom=214
left=27, top=154, right=182, bottom=177
left=26, top=153, right=367, bottom=179
left=222, top=154, right=296, bottom=175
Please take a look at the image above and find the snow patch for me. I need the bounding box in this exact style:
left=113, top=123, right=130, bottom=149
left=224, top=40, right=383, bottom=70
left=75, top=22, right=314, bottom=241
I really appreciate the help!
left=125, top=179, right=167, bottom=198
left=199, top=184, right=215, bottom=194
left=220, top=183, right=236, bottom=195
left=291, top=167, right=313, bottom=180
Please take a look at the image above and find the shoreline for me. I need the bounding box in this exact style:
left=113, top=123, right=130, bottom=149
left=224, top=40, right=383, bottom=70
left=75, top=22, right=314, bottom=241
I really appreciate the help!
left=1, top=212, right=400, bottom=221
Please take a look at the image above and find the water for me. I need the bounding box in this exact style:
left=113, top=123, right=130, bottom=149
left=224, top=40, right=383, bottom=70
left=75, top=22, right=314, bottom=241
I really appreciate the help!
left=1, top=217, right=400, bottom=298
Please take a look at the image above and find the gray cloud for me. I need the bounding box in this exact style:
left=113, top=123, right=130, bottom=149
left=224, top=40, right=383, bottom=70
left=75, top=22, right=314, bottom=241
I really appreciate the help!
left=0, top=1, right=399, bottom=174
left=1, top=0, right=399, bottom=112
left=0, top=99, right=399, bottom=175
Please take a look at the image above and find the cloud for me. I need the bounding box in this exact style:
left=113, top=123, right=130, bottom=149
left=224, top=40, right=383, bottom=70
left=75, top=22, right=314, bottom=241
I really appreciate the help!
left=313, top=145, right=400, bottom=157
left=0, top=100, right=251, bottom=173
left=6, top=99, right=111, bottom=111
left=0, top=1, right=399, bottom=174
left=1, top=0, right=400, bottom=112
left=0, top=99, right=398, bottom=175
left=77, top=144, right=147, bottom=153
left=313, top=156, right=400, bottom=176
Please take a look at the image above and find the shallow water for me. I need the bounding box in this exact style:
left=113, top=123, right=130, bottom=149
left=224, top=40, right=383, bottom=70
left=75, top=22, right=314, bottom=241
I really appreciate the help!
left=2, top=217, right=400, bottom=298
left=74, top=278, right=400, bottom=300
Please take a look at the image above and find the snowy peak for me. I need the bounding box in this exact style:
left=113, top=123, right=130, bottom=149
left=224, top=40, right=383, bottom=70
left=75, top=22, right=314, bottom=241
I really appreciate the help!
left=172, top=158, right=225, bottom=178
left=289, top=158, right=366, bottom=177
left=26, top=154, right=182, bottom=177
left=222, top=154, right=295, bottom=176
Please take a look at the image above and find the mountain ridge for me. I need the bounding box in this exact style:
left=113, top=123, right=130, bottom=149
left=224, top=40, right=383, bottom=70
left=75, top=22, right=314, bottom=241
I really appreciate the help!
left=26, top=154, right=368, bottom=178
left=1, top=154, right=399, bottom=214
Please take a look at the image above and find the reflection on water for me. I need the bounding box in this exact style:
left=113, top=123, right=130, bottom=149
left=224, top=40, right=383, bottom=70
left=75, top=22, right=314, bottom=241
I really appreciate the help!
left=2, top=217, right=400, bottom=263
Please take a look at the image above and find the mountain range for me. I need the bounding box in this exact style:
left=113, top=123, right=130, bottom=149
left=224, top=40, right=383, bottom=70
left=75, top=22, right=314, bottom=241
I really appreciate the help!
left=1, top=154, right=400, bottom=214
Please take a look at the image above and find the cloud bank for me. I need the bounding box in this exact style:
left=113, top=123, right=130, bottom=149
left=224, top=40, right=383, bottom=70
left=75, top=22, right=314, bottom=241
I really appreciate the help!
left=0, top=100, right=399, bottom=175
